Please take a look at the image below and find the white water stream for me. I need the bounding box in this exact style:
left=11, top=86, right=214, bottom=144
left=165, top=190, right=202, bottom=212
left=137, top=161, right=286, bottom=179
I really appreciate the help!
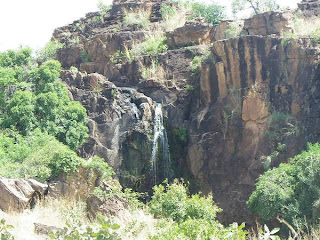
left=151, top=103, right=171, bottom=185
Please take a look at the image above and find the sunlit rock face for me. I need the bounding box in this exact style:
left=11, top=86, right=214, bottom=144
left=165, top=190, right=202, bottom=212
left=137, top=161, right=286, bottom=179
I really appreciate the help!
left=54, top=0, right=320, bottom=224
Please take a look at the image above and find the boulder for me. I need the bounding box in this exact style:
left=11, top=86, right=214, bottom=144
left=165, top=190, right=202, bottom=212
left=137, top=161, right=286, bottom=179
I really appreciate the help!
left=242, top=11, right=294, bottom=36
left=167, top=18, right=213, bottom=48
left=0, top=178, right=47, bottom=212
left=47, top=167, right=101, bottom=200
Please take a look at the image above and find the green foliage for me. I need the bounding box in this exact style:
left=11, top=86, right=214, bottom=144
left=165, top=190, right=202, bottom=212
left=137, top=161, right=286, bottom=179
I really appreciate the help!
left=0, top=52, right=88, bottom=150
left=248, top=143, right=320, bottom=229
left=0, top=47, right=32, bottom=68
left=258, top=225, right=280, bottom=240
left=281, top=32, right=298, bottom=46
left=149, top=180, right=247, bottom=239
left=188, top=1, right=226, bottom=25
left=93, top=181, right=144, bottom=210
left=225, top=22, right=243, bottom=38
left=83, top=156, right=115, bottom=181
left=172, top=127, right=187, bottom=144
left=131, top=36, right=168, bottom=57
left=0, top=219, right=14, bottom=240
left=184, top=84, right=194, bottom=91
left=81, top=50, right=91, bottom=63
left=232, top=0, right=280, bottom=16
left=70, top=66, right=78, bottom=72
left=266, top=111, right=297, bottom=146
left=160, top=4, right=177, bottom=20
left=191, top=56, right=203, bottom=77
left=0, top=130, right=83, bottom=182
left=36, top=41, right=64, bottom=63
left=149, top=179, right=221, bottom=222
left=49, top=216, right=120, bottom=240
left=110, top=50, right=124, bottom=64
left=123, top=10, right=150, bottom=29
left=97, top=1, right=112, bottom=15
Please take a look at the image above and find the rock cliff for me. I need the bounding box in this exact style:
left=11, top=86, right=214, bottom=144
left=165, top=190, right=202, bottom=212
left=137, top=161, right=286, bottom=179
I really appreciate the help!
left=53, top=0, right=320, bottom=224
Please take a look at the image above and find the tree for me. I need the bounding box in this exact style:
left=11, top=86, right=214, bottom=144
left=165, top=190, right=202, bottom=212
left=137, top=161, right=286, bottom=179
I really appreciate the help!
left=232, top=0, right=280, bottom=16
left=248, top=143, right=320, bottom=230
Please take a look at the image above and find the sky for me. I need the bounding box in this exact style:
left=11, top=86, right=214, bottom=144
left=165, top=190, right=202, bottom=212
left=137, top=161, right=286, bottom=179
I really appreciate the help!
left=0, top=0, right=300, bottom=52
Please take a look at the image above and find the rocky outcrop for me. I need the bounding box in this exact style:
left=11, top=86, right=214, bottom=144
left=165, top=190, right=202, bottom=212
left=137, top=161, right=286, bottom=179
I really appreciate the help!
left=298, top=0, right=320, bottom=17
left=242, top=11, right=294, bottom=36
left=188, top=36, right=320, bottom=224
left=52, top=0, right=320, bottom=225
left=0, top=178, right=47, bottom=212
left=166, top=18, right=231, bottom=49
left=60, top=71, right=157, bottom=191
left=47, top=167, right=101, bottom=200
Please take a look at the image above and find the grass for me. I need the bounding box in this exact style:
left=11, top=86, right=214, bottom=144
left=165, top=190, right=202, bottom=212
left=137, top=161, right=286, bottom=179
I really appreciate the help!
left=282, top=15, right=320, bottom=45
left=141, top=60, right=166, bottom=80
left=130, top=32, right=168, bottom=58
left=123, top=10, right=151, bottom=29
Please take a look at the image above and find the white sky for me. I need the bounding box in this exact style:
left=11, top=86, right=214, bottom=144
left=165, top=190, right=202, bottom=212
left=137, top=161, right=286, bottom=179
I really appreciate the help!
left=0, top=0, right=300, bottom=52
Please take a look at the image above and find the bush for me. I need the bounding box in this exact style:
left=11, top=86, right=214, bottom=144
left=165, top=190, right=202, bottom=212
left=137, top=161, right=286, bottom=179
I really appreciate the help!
left=149, top=179, right=221, bottom=222
left=49, top=216, right=120, bottom=240
left=0, top=219, right=14, bottom=240
left=0, top=130, right=84, bottom=182
left=0, top=54, right=88, bottom=150
left=36, top=41, right=64, bottom=63
left=123, top=10, right=150, bottom=29
left=149, top=180, right=247, bottom=240
left=248, top=143, right=320, bottom=229
left=188, top=2, right=226, bottom=24
left=131, top=35, right=168, bottom=57
left=160, top=4, right=177, bottom=20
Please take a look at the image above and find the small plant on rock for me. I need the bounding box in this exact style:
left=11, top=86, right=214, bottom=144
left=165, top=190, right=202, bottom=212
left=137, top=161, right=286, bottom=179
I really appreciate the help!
left=0, top=219, right=14, bottom=240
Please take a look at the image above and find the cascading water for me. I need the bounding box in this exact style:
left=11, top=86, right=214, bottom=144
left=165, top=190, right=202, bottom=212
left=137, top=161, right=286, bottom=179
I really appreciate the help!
left=151, top=103, right=171, bottom=185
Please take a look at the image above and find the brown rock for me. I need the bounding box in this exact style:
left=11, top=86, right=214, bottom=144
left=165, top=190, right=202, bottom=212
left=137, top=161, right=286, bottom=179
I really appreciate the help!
left=0, top=178, right=47, bottom=212
left=167, top=18, right=213, bottom=48
left=242, top=11, right=294, bottom=36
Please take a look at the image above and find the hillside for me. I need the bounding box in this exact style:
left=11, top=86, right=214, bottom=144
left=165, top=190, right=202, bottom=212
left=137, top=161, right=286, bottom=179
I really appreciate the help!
left=2, top=0, right=320, bottom=239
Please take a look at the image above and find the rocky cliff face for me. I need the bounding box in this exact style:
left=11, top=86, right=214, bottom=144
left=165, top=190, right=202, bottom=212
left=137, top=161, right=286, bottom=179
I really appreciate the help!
left=54, top=0, right=320, bottom=224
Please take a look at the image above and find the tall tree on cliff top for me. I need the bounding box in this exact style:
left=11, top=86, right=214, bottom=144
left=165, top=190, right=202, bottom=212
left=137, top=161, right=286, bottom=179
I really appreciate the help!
left=232, top=0, right=280, bottom=16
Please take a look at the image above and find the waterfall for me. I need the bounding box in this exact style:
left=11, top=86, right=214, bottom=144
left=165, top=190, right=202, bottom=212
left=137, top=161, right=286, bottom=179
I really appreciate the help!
left=151, top=103, right=171, bottom=185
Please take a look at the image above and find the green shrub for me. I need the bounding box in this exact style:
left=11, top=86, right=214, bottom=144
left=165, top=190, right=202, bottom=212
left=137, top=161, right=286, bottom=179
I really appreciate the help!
left=83, top=156, right=115, bottom=181
left=49, top=216, right=120, bottom=240
left=281, top=32, right=298, bottom=46
left=248, top=143, right=320, bottom=229
left=266, top=111, right=297, bottom=145
left=0, top=130, right=84, bottom=181
left=36, top=41, right=64, bottom=63
left=160, top=4, right=177, bottom=20
left=81, top=50, right=91, bottom=63
left=149, top=179, right=221, bottom=222
left=0, top=56, right=88, bottom=150
left=0, top=47, right=32, bottom=68
left=131, top=35, right=168, bottom=57
left=225, top=22, right=243, bottom=38
left=0, top=219, right=14, bottom=240
left=123, top=10, right=150, bottom=29
left=97, top=0, right=112, bottom=15
left=188, top=2, right=226, bottom=25
left=149, top=180, right=247, bottom=239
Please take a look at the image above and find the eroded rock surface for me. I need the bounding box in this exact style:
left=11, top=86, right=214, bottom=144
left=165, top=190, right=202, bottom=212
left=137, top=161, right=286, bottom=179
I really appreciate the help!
left=53, top=0, right=320, bottom=225
left=242, top=11, right=294, bottom=36
left=0, top=178, right=47, bottom=212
